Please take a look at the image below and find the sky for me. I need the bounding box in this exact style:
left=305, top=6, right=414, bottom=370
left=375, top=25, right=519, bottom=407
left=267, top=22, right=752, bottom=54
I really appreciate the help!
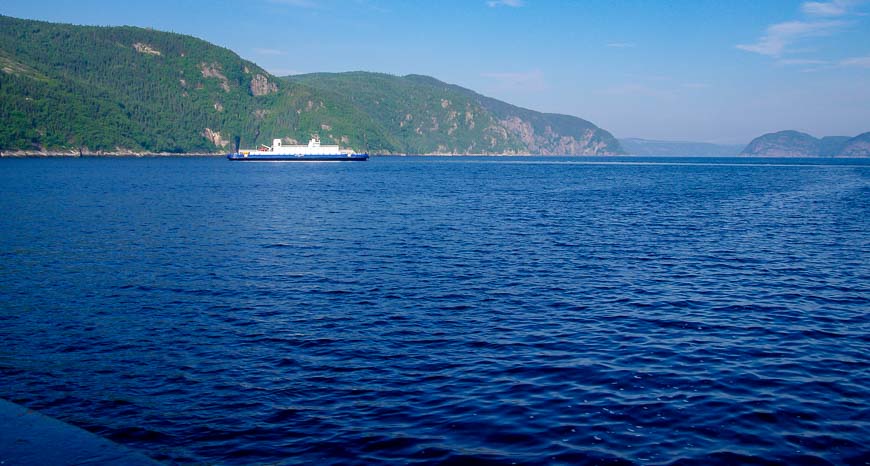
left=2, top=0, right=869, bottom=144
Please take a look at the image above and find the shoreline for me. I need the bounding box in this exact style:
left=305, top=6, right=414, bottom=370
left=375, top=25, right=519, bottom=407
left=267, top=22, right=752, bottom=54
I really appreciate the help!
left=0, top=151, right=225, bottom=157
left=0, top=151, right=868, bottom=158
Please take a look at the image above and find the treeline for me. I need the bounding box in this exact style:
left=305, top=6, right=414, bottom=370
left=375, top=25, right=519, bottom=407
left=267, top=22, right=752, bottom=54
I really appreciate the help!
left=0, top=15, right=385, bottom=153
left=0, top=15, right=622, bottom=155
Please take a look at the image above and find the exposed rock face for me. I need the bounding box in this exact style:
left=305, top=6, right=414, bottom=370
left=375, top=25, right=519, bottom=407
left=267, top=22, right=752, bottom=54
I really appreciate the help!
left=133, top=43, right=161, bottom=55
left=249, top=74, right=277, bottom=96
left=0, top=52, right=42, bottom=78
left=741, top=130, right=820, bottom=157
left=501, top=117, right=534, bottom=147
left=838, top=132, right=870, bottom=157
left=202, top=128, right=229, bottom=148
left=497, top=117, right=617, bottom=155
left=199, top=62, right=230, bottom=92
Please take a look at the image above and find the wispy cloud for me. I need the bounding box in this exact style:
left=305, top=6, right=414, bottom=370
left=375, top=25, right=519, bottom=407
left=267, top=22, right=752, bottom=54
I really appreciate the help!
left=481, top=70, right=545, bottom=91
left=486, top=0, right=524, bottom=7
left=606, top=42, right=636, bottom=48
left=737, top=1, right=866, bottom=60
left=801, top=0, right=859, bottom=16
left=841, top=55, right=870, bottom=67
left=772, top=55, right=870, bottom=69
left=736, top=20, right=847, bottom=57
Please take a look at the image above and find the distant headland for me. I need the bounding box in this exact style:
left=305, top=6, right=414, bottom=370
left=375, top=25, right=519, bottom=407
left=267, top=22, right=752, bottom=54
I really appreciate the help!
left=740, top=130, right=870, bottom=157
left=618, top=132, right=870, bottom=157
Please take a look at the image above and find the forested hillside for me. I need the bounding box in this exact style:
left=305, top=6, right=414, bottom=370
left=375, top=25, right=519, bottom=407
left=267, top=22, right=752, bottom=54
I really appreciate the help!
left=287, top=73, right=622, bottom=155
left=0, top=15, right=621, bottom=155
left=0, top=15, right=400, bottom=153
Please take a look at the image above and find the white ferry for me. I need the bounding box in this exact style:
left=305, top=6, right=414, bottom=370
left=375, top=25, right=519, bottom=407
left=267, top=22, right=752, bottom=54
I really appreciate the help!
left=227, top=136, right=368, bottom=161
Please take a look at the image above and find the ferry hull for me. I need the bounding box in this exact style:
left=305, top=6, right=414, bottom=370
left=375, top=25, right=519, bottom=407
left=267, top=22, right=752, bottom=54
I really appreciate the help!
left=227, top=153, right=369, bottom=161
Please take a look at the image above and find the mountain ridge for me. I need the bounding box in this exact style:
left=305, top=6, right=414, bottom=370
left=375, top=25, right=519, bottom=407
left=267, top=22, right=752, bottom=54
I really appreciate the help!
left=619, top=138, right=744, bottom=156
left=740, top=130, right=869, bottom=157
left=0, top=15, right=622, bottom=155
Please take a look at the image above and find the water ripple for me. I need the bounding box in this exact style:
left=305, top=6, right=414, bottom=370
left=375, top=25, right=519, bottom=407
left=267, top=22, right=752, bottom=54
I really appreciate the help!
left=0, top=156, right=868, bottom=464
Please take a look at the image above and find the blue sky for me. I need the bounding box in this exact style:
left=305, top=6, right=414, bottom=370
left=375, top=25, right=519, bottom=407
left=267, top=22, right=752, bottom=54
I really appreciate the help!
left=2, top=0, right=869, bottom=143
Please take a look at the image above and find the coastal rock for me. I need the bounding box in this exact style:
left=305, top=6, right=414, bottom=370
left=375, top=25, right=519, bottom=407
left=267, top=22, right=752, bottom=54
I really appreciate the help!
left=500, top=117, right=535, bottom=147
left=497, top=118, right=610, bottom=154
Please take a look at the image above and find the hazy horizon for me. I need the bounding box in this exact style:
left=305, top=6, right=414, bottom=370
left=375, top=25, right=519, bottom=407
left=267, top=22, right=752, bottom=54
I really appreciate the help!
left=3, top=0, right=869, bottom=144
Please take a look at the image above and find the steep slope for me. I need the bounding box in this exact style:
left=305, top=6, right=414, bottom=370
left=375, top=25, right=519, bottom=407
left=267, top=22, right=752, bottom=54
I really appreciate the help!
left=286, top=72, right=623, bottom=155
left=740, top=131, right=820, bottom=157
left=837, top=132, right=870, bottom=157
left=0, top=15, right=621, bottom=155
left=818, top=136, right=851, bottom=156
left=285, top=72, right=524, bottom=154
left=619, top=138, right=743, bottom=156
left=0, top=16, right=398, bottom=153
left=2, top=15, right=252, bottom=152
left=404, top=74, right=622, bottom=155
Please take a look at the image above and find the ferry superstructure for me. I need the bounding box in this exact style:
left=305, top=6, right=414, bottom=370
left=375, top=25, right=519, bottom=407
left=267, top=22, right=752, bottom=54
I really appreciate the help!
left=228, top=136, right=368, bottom=161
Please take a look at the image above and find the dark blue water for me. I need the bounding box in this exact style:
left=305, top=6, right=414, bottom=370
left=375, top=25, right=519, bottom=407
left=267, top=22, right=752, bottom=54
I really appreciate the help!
left=1, top=156, right=868, bottom=465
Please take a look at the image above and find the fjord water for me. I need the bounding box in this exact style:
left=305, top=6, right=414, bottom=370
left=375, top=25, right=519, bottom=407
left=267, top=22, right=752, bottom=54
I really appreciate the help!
left=1, top=156, right=868, bottom=465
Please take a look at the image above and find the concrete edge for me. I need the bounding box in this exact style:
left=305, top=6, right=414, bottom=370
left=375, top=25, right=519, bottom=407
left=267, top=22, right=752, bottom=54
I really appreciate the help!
left=0, top=398, right=162, bottom=465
